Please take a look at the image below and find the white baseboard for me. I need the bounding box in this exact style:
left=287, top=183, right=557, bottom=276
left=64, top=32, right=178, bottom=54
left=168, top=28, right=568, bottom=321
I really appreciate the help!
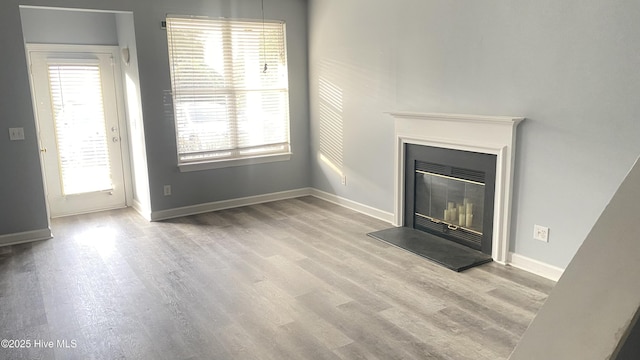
left=0, top=228, right=52, bottom=247
left=148, top=187, right=395, bottom=225
left=309, top=189, right=395, bottom=224
left=508, top=252, right=564, bottom=282
left=150, top=188, right=313, bottom=221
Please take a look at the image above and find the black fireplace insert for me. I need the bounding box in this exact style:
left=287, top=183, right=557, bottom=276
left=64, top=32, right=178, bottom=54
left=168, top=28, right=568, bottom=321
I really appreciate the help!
left=404, top=144, right=497, bottom=255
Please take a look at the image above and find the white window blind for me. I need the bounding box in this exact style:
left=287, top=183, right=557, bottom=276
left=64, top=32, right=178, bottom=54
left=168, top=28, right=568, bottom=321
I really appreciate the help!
left=166, top=15, right=291, bottom=164
left=48, top=63, right=113, bottom=195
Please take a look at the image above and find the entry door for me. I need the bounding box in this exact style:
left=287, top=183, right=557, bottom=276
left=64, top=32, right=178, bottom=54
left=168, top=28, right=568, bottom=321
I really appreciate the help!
left=29, top=47, right=127, bottom=217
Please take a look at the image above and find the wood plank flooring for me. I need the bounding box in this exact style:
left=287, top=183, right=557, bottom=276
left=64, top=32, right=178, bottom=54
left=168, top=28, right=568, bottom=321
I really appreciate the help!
left=0, top=196, right=554, bottom=359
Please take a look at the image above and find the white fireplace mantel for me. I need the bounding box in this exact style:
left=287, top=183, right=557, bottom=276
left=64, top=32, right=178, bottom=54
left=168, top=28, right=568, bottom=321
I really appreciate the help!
left=390, top=112, right=524, bottom=264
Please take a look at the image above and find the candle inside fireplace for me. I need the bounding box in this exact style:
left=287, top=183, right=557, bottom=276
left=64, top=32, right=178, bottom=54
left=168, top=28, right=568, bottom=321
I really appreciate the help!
left=466, top=214, right=473, bottom=228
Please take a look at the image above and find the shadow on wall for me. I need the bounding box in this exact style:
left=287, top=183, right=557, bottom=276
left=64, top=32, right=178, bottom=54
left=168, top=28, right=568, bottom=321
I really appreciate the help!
left=317, top=59, right=344, bottom=181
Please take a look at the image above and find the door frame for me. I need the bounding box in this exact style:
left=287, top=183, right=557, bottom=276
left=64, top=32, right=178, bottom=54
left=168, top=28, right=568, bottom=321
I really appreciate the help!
left=25, top=43, right=134, bottom=218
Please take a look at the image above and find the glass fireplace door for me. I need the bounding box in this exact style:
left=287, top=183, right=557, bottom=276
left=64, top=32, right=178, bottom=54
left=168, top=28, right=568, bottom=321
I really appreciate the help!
left=415, top=171, right=485, bottom=235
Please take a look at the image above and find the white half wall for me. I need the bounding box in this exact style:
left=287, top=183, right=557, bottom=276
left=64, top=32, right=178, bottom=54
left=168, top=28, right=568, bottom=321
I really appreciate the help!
left=510, top=157, right=640, bottom=359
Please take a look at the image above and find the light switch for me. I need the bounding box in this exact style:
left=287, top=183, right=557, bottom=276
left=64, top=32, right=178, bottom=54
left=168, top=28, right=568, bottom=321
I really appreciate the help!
left=9, top=128, right=25, bottom=141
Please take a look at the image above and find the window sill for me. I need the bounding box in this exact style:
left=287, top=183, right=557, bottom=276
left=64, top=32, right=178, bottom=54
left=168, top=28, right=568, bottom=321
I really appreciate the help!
left=178, top=152, right=292, bottom=172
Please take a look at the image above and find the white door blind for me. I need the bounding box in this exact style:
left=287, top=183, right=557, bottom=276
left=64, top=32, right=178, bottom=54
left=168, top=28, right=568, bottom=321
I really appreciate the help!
left=166, top=15, right=291, bottom=164
left=48, top=63, right=113, bottom=195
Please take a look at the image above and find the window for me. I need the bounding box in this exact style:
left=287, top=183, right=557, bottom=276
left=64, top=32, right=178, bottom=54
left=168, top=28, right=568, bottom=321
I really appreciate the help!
left=166, top=15, right=291, bottom=169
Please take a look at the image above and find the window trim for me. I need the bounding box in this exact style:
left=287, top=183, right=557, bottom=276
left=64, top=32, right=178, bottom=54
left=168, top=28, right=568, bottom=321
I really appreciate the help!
left=178, top=151, right=291, bottom=172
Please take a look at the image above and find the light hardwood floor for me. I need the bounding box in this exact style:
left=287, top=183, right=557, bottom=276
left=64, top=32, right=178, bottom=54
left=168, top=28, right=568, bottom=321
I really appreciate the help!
left=0, top=196, right=554, bottom=359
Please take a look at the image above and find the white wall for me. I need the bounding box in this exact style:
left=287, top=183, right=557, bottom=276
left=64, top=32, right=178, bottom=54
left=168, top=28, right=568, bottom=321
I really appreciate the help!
left=308, top=0, right=640, bottom=269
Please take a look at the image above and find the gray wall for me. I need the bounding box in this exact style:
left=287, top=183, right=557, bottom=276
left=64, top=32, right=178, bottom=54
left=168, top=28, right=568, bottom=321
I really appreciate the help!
left=20, top=7, right=118, bottom=45
left=0, top=0, right=309, bottom=238
left=131, top=0, right=310, bottom=212
left=510, top=157, right=640, bottom=359
left=0, top=5, right=49, bottom=235
left=8, top=0, right=637, bottom=271
left=308, top=0, right=640, bottom=268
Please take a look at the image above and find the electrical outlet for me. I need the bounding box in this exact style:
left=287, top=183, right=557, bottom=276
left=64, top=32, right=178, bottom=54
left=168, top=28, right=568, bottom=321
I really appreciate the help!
left=163, top=185, right=172, bottom=196
left=8, top=127, right=25, bottom=141
left=341, top=175, right=347, bottom=186
left=533, top=224, right=549, bottom=242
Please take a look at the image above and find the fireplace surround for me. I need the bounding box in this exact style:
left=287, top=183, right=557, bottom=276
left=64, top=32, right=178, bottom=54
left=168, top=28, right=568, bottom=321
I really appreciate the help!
left=390, top=112, right=524, bottom=264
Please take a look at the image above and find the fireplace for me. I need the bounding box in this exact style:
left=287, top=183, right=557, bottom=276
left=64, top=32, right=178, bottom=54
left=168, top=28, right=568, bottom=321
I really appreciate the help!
left=405, top=144, right=496, bottom=255
left=368, top=112, right=523, bottom=271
